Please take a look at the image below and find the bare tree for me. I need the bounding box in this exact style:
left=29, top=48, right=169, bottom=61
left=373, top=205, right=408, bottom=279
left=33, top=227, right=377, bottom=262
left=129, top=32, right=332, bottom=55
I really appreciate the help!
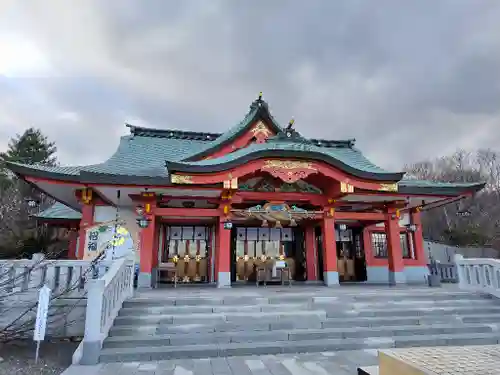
left=405, top=148, right=500, bottom=248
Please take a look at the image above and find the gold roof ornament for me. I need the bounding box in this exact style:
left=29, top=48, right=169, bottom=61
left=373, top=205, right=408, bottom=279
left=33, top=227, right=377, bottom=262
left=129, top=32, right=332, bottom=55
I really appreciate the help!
left=171, top=174, right=193, bottom=184
left=258, top=91, right=263, bottom=100
left=379, top=183, right=398, bottom=192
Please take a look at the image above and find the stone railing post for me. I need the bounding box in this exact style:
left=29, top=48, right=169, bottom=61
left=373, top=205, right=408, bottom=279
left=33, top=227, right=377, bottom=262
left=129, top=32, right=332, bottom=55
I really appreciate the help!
left=80, top=278, right=105, bottom=365
left=454, top=254, right=465, bottom=289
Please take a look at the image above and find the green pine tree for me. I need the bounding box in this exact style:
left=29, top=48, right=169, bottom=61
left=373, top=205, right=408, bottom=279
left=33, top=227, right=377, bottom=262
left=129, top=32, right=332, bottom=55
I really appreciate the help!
left=0, top=128, right=58, bottom=257
left=0, top=127, right=57, bottom=190
left=0, top=127, right=57, bottom=166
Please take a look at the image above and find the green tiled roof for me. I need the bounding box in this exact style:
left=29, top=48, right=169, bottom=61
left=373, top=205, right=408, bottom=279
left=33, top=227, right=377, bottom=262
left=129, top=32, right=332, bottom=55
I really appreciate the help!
left=3, top=96, right=486, bottom=196
left=171, top=141, right=392, bottom=175
left=80, top=135, right=208, bottom=176
left=399, top=179, right=481, bottom=187
left=35, top=202, right=81, bottom=220
left=397, top=179, right=485, bottom=195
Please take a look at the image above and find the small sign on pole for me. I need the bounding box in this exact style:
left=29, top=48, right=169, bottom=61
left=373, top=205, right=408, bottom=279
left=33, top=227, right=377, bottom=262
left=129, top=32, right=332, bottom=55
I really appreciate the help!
left=33, top=285, right=51, bottom=363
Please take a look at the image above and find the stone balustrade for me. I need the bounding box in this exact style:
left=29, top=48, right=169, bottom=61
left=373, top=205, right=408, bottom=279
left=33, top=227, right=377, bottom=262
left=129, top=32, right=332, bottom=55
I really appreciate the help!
left=79, top=256, right=135, bottom=365
left=0, top=254, right=113, bottom=296
left=455, top=254, right=500, bottom=298
left=436, top=262, right=458, bottom=283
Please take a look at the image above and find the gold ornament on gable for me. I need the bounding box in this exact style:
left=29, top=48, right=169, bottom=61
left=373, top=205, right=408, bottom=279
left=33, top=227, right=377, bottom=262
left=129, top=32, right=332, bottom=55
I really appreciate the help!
left=81, top=188, right=93, bottom=204
left=379, top=183, right=398, bottom=192
left=171, top=174, right=194, bottom=184
left=340, top=182, right=354, bottom=193
left=251, top=121, right=271, bottom=137
left=263, top=160, right=315, bottom=170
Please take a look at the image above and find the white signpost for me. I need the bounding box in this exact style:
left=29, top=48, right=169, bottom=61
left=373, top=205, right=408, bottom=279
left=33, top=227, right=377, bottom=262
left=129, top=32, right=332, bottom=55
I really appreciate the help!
left=33, top=285, right=51, bottom=363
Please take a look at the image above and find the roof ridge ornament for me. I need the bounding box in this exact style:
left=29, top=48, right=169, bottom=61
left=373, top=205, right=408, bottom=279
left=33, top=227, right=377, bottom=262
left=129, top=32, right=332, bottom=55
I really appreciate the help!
left=250, top=91, right=268, bottom=110
left=267, top=117, right=311, bottom=145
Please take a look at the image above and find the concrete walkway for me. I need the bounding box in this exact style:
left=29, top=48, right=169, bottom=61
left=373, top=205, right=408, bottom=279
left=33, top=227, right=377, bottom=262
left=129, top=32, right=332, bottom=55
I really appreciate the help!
left=61, top=349, right=379, bottom=375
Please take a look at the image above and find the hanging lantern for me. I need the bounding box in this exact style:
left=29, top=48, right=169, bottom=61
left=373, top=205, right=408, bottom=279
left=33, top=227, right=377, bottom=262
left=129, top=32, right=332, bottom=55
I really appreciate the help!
left=275, top=221, right=282, bottom=228
left=261, top=219, right=268, bottom=227
left=136, top=215, right=151, bottom=228
left=135, top=205, right=145, bottom=216
left=289, top=218, right=297, bottom=227
left=405, top=224, right=418, bottom=232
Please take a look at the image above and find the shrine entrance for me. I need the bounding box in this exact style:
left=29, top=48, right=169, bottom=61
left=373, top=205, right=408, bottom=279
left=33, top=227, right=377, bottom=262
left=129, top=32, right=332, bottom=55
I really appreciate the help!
left=316, top=225, right=367, bottom=283
left=157, top=225, right=211, bottom=284
left=230, top=226, right=306, bottom=283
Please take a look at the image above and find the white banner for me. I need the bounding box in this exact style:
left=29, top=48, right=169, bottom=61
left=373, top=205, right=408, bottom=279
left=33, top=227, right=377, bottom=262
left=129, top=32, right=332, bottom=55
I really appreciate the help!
left=33, top=285, right=51, bottom=342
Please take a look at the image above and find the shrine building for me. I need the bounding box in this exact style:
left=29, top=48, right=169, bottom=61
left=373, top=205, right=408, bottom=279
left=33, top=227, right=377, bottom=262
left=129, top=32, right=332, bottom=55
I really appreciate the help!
left=6, top=94, right=484, bottom=287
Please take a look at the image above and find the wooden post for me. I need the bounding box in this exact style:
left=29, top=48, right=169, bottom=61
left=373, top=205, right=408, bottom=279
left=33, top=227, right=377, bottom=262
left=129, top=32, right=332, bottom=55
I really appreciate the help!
left=386, top=210, right=406, bottom=285
left=305, top=225, right=317, bottom=281
left=322, top=215, right=339, bottom=286
left=216, top=216, right=231, bottom=288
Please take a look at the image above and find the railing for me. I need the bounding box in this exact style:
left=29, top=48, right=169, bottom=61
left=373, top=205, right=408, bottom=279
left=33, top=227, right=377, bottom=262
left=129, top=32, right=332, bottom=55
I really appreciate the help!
left=0, top=254, right=113, bottom=296
left=437, top=263, right=458, bottom=283
left=455, top=254, right=500, bottom=298
left=79, top=256, right=135, bottom=365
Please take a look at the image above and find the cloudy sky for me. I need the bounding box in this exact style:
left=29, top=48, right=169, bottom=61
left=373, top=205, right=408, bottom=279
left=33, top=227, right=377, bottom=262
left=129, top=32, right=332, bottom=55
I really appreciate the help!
left=0, top=0, right=499, bottom=171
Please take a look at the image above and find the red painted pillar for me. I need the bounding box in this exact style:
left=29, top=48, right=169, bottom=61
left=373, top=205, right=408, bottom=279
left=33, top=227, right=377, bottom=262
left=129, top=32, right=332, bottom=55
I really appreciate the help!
left=67, top=229, right=78, bottom=260
left=305, top=225, right=317, bottom=281
left=77, top=203, right=95, bottom=260
left=216, top=216, right=231, bottom=287
left=321, top=215, right=339, bottom=286
left=385, top=211, right=406, bottom=285
left=411, top=209, right=425, bottom=261
left=138, top=215, right=156, bottom=288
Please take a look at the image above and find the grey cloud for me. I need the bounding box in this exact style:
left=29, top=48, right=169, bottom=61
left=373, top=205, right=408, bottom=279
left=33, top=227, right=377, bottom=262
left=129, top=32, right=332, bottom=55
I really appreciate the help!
left=1, top=0, right=500, bottom=171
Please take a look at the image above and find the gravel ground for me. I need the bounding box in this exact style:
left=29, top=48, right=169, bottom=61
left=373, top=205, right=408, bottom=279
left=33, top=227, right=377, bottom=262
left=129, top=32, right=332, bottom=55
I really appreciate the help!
left=0, top=339, right=78, bottom=375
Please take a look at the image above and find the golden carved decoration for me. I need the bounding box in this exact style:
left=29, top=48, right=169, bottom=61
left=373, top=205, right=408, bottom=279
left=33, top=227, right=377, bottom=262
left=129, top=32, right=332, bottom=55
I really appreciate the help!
left=379, top=183, right=398, bottom=192
left=340, top=182, right=354, bottom=193
left=81, top=188, right=93, bottom=204
left=223, top=178, right=238, bottom=190
left=263, top=160, right=315, bottom=170
left=262, top=160, right=317, bottom=183
left=251, top=121, right=271, bottom=137
left=171, top=174, right=193, bottom=184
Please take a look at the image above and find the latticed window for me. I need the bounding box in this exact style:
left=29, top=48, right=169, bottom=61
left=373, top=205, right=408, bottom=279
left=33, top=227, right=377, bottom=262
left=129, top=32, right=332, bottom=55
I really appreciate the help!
left=372, top=232, right=413, bottom=259
left=371, top=232, right=387, bottom=258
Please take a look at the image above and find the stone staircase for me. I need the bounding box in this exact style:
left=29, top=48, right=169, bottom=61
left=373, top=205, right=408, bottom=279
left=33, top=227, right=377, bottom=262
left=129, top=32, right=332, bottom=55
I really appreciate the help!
left=99, top=286, right=500, bottom=363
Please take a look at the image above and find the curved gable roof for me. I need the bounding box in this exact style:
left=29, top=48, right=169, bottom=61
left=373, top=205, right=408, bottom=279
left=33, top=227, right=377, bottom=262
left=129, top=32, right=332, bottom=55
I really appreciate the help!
left=166, top=140, right=405, bottom=181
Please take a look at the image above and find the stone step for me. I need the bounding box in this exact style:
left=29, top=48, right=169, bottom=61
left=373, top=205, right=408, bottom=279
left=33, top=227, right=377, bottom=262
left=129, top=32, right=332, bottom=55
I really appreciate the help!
left=99, top=331, right=500, bottom=362
left=108, top=313, right=500, bottom=337
left=113, top=309, right=327, bottom=326
left=123, top=291, right=487, bottom=307
left=103, top=323, right=495, bottom=349
left=113, top=304, right=500, bottom=326
left=118, top=302, right=311, bottom=316
left=118, top=297, right=495, bottom=316
left=328, top=305, right=500, bottom=318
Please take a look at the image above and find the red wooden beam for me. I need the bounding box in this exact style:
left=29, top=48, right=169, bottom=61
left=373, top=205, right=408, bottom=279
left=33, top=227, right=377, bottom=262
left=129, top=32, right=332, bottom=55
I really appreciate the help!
left=335, top=211, right=386, bottom=221
left=235, top=191, right=328, bottom=205
left=155, top=208, right=221, bottom=217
